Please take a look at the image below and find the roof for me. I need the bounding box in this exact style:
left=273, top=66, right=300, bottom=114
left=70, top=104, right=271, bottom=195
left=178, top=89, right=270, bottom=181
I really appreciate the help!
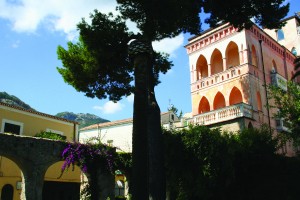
left=80, top=118, right=133, bottom=131
left=0, top=102, right=78, bottom=124
left=80, top=111, right=179, bottom=131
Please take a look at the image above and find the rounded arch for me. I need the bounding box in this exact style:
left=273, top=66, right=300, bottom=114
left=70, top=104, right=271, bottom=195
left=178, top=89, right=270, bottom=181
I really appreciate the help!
left=210, top=49, right=223, bottom=75
left=251, top=45, right=258, bottom=67
left=229, top=87, right=243, bottom=105
left=198, top=96, right=210, bottom=114
left=43, top=161, right=81, bottom=200
left=1, top=184, right=14, bottom=200
left=272, top=60, right=277, bottom=72
left=213, top=92, right=226, bottom=110
left=225, top=41, right=240, bottom=67
left=256, top=92, right=262, bottom=111
left=196, top=55, right=209, bottom=80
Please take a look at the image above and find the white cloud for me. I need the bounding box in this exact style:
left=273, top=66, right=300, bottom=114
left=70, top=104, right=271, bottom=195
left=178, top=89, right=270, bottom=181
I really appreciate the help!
left=0, top=0, right=182, bottom=53
left=152, top=34, right=184, bottom=57
left=0, top=0, right=121, bottom=38
left=93, top=101, right=124, bottom=114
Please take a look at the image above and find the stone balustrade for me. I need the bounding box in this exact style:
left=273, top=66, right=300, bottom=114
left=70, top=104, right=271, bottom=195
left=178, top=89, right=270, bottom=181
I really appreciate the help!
left=191, top=64, right=249, bottom=92
left=187, top=103, right=253, bottom=126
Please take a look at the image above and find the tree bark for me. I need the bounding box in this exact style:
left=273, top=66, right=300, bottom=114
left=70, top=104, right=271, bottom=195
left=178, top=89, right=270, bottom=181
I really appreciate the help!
left=132, top=52, right=150, bottom=200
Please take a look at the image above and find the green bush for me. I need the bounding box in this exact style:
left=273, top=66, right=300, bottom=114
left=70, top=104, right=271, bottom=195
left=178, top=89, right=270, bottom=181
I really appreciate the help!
left=34, top=131, right=66, bottom=141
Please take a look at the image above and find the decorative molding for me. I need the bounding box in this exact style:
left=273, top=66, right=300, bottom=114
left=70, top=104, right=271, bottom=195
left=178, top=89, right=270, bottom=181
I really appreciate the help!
left=186, top=25, right=238, bottom=54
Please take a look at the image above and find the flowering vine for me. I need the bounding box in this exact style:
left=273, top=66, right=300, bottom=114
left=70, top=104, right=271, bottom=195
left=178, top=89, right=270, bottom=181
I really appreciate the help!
left=61, top=142, right=114, bottom=174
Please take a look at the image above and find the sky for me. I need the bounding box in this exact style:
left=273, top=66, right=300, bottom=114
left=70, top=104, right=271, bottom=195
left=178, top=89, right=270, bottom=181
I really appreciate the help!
left=0, top=0, right=299, bottom=122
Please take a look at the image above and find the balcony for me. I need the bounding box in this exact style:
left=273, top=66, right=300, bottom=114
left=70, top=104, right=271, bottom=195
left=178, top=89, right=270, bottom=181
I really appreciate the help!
left=191, top=64, right=248, bottom=92
left=187, top=103, right=253, bottom=126
left=271, top=72, right=287, bottom=91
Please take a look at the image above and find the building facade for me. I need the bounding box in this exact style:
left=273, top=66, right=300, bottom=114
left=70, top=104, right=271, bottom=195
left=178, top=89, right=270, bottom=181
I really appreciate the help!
left=185, top=15, right=298, bottom=155
left=0, top=102, right=81, bottom=200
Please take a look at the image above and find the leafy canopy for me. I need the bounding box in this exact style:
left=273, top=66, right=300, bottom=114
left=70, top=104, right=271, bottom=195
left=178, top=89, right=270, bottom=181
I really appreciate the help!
left=57, top=0, right=289, bottom=101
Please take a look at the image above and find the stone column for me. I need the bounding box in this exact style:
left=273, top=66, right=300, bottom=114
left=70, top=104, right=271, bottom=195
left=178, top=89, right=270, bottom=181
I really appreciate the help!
left=21, top=164, right=47, bottom=200
left=208, top=64, right=212, bottom=76
left=223, top=58, right=227, bottom=71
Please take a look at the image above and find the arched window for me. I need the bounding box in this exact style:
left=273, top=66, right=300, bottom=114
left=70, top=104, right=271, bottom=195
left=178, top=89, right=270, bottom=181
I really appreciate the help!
left=277, top=29, right=285, bottom=41
left=198, top=97, right=210, bottom=114
left=115, top=180, right=125, bottom=197
left=257, top=92, right=262, bottom=111
left=210, top=49, right=223, bottom=75
left=213, top=92, right=226, bottom=110
left=196, top=55, right=209, bottom=80
left=1, top=184, right=14, bottom=200
left=251, top=45, right=258, bottom=67
left=248, top=122, right=254, bottom=129
left=229, top=87, right=243, bottom=105
left=226, top=41, right=240, bottom=68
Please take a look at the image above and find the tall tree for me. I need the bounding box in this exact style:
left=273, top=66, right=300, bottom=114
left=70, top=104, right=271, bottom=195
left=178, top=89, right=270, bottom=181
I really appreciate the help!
left=57, top=1, right=289, bottom=199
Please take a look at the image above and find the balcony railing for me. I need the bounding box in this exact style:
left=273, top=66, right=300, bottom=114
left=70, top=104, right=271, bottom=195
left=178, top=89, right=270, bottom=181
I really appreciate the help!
left=271, top=72, right=287, bottom=91
left=187, top=103, right=253, bottom=126
left=191, top=64, right=247, bottom=92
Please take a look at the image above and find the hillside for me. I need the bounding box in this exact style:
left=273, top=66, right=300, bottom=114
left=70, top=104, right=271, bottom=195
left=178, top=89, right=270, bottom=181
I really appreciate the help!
left=0, top=92, right=35, bottom=110
left=55, top=112, right=110, bottom=128
left=0, top=91, right=109, bottom=128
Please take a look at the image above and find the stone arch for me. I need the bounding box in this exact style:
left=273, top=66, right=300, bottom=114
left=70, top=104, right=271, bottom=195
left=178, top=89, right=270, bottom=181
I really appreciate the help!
left=229, top=87, right=243, bottom=105
left=213, top=92, right=226, bottom=110
left=251, top=45, right=258, bottom=67
left=198, top=96, right=210, bottom=114
left=196, top=55, right=209, bottom=80
left=210, top=49, right=223, bottom=75
left=226, top=41, right=240, bottom=68
left=1, top=184, right=14, bottom=200
left=256, top=92, right=262, bottom=111
left=43, top=161, right=81, bottom=200
left=272, top=60, right=277, bottom=72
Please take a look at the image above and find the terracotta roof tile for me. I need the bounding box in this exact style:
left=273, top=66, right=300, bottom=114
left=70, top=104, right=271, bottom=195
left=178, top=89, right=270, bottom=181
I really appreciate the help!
left=0, top=102, right=78, bottom=124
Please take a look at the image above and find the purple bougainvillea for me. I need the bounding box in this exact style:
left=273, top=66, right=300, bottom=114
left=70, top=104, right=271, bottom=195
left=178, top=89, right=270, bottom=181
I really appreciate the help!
left=61, top=142, right=114, bottom=174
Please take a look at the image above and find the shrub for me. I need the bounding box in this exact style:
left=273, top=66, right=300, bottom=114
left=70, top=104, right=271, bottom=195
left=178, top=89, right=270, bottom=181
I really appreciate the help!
left=34, top=131, right=66, bottom=141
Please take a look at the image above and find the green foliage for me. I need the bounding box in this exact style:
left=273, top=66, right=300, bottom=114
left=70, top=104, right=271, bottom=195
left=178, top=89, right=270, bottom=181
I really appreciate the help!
left=34, top=131, right=66, bottom=141
left=163, top=125, right=300, bottom=200
left=203, top=0, right=289, bottom=30
left=57, top=11, right=172, bottom=101
left=268, top=81, right=300, bottom=146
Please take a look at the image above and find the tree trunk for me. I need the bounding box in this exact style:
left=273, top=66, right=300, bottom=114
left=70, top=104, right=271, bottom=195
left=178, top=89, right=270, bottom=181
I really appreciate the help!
left=148, top=78, right=166, bottom=200
left=132, top=52, right=150, bottom=200
left=130, top=39, right=165, bottom=200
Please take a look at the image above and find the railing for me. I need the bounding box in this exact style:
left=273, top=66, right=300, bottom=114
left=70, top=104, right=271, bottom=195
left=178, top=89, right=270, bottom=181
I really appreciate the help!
left=191, top=64, right=248, bottom=92
left=271, top=72, right=287, bottom=91
left=187, top=103, right=253, bottom=126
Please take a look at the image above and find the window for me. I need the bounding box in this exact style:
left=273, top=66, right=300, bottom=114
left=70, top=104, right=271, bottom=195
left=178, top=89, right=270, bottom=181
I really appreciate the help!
left=277, top=29, right=285, bottom=41
left=297, top=26, right=300, bottom=35
left=46, top=128, right=63, bottom=135
left=1, top=119, right=23, bottom=135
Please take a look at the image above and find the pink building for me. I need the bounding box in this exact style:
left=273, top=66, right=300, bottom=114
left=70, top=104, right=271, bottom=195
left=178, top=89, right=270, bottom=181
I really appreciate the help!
left=185, top=14, right=299, bottom=155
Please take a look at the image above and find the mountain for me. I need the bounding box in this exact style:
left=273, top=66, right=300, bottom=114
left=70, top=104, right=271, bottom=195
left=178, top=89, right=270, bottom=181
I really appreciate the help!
left=0, top=92, right=35, bottom=110
left=0, top=91, right=109, bottom=128
left=55, top=112, right=110, bottom=129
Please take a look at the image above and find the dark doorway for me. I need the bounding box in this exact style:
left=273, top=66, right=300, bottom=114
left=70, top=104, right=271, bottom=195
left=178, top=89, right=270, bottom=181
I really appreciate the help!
left=1, top=184, right=14, bottom=200
left=43, top=181, right=80, bottom=200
